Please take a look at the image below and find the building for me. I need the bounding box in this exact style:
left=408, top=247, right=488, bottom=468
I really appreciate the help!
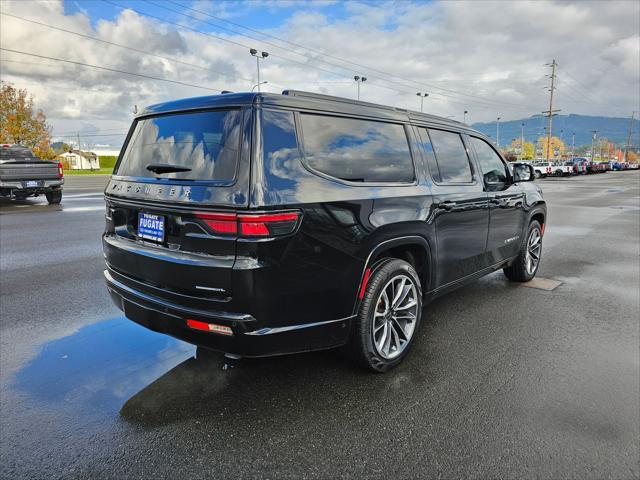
left=57, top=150, right=100, bottom=170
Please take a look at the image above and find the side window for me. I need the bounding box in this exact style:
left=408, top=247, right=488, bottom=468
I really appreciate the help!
left=427, top=129, right=473, bottom=183
left=299, top=113, right=414, bottom=183
left=469, top=137, right=508, bottom=185
left=261, top=109, right=301, bottom=177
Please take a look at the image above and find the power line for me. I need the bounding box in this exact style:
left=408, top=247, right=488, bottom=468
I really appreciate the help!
left=0, top=12, right=254, bottom=83
left=0, top=48, right=224, bottom=92
left=162, top=0, right=535, bottom=110
left=105, top=0, right=533, bottom=111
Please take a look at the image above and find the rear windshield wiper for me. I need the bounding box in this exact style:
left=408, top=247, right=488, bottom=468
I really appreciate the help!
left=146, top=163, right=192, bottom=174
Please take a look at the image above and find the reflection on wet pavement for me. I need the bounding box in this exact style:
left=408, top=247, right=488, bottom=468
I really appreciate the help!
left=13, top=317, right=194, bottom=416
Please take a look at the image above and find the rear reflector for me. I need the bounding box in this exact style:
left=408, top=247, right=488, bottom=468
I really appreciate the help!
left=358, top=268, right=372, bottom=299
left=186, top=319, right=233, bottom=336
left=195, top=210, right=301, bottom=237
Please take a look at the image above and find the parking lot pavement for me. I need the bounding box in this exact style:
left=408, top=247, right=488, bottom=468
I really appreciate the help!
left=1, top=172, right=638, bottom=479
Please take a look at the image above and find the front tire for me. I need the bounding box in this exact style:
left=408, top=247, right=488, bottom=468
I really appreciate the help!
left=352, top=258, right=422, bottom=372
left=46, top=190, right=62, bottom=204
left=504, top=220, right=543, bottom=282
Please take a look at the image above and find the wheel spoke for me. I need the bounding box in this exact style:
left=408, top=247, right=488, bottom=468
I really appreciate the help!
left=390, top=324, right=401, bottom=353
left=377, top=322, right=388, bottom=349
left=395, top=299, right=417, bottom=311
left=392, top=318, right=408, bottom=341
left=391, top=277, right=407, bottom=308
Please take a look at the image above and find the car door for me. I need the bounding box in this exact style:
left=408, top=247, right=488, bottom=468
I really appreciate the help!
left=468, top=135, right=525, bottom=264
left=417, top=127, right=489, bottom=287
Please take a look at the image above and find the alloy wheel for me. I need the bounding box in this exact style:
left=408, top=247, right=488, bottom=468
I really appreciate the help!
left=525, top=227, right=542, bottom=275
left=372, top=274, right=418, bottom=360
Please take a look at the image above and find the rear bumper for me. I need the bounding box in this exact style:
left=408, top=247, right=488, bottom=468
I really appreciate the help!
left=0, top=179, right=63, bottom=189
left=105, top=269, right=352, bottom=357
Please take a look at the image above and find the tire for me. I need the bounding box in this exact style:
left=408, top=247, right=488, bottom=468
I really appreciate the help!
left=504, top=220, right=543, bottom=282
left=351, top=258, right=422, bottom=372
left=46, top=190, right=62, bottom=204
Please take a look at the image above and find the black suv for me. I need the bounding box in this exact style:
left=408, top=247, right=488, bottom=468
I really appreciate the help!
left=103, top=90, right=545, bottom=372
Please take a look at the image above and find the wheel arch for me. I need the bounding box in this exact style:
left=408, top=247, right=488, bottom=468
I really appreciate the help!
left=352, top=235, right=434, bottom=315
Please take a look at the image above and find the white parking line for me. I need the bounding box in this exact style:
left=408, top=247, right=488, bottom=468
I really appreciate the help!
left=63, top=193, right=105, bottom=199
left=62, top=206, right=105, bottom=213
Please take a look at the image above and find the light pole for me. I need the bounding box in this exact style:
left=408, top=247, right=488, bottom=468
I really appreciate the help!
left=354, top=75, right=367, bottom=100
left=571, top=132, right=575, bottom=159
left=520, top=122, right=525, bottom=160
left=591, top=130, right=598, bottom=162
left=416, top=92, right=429, bottom=113
left=250, top=48, right=269, bottom=92
left=496, top=117, right=501, bottom=148
left=251, top=81, right=267, bottom=92
left=463, top=110, right=468, bottom=123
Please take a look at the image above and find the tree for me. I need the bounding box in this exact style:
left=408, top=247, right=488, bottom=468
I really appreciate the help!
left=627, top=150, right=638, bottom=163
left=537, top=136, right=565, bottom=159
left=509, top=139, right=535, bottom=160
left=0, top=82, right=55, bottom=159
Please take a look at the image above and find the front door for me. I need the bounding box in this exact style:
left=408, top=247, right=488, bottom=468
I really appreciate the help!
left=417, top=128, right=489, bottom=287
left=468, top=136, right=525, bottom=264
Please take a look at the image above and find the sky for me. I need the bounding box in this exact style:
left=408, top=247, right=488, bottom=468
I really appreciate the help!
left=1, top=0, right=638, bottom=149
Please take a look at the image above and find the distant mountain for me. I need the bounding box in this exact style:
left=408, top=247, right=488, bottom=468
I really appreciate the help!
left=471, top=114, right=639, bottom=147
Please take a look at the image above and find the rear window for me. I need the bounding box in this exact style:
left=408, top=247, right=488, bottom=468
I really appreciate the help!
left=116, top=110, right=242, bottom=182
left=299, top=114, right=414, bottom=183
left=428, top=129, right=473, bottom=183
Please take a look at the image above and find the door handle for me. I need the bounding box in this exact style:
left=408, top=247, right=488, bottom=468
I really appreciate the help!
left=437, top=201, right=456, bottom=210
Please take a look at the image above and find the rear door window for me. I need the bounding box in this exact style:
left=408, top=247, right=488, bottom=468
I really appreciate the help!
left=427, top=129, right=474, bottom=183
left=299, top=113, right=414, bottom=183
left=116, top=110, right=242, bottom=182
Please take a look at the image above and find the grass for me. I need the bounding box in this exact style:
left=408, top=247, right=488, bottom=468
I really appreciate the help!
left=63, top=167, right=113, bottom=175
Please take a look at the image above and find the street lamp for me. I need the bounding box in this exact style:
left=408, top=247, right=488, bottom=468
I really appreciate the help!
left=496, top=117, right=501, bottom=148
left=416, top=92, right=429, bottom=113
left=354, top=75, right=367, bottom=100
left=251, top=81, right=267, bottom=92
left=520, top=122, right=525, bottom=160
left=463, top=110, right=468, bottom=123
left=250, top=48, right=269, bottom=92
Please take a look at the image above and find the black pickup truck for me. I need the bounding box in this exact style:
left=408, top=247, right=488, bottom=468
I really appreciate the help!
left=0, top=144, right=64, bottom=204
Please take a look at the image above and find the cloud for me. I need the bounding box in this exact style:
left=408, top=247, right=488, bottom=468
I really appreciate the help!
left=0, top=0, right=638, bottom=146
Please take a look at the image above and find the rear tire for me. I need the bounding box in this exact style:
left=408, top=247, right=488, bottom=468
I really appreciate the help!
left=46, top=191, right=62, bottom=204
left=504, top=220, right=543, bottom=282
left=351, top=258, right=422, bottom=372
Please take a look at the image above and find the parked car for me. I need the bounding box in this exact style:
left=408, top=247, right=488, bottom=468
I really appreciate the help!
left=103, top=90, right=546, bottom=372
left=553, top=162, right=574, bottom=176
left=587, top=162, right=606, bottom=173
left=0, top=144, right=64, bottom=203
left=627, top=163, right=639, bottom=170
left=532, top=161, right=553, bottom=179
left=566, top=158, right=588, bottom=174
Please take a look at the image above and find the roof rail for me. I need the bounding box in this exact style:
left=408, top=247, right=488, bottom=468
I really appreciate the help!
left=282, top=89, right=404, bottom=113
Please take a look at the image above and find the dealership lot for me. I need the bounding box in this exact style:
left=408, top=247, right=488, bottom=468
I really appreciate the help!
left=1, top=173, right=638, bottom=478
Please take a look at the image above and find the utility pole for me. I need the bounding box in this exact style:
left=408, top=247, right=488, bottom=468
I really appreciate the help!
left=591, top=130, right=598, bottom=162
left=76, top=132, right=81, bottom=152
left=520, top=123, right=525, bottom=160
left=496, top=117, right=501, bottom=148
left=571, top=132, right=575, bottom=159
left=542, top=59, right=560, bottom=161
left=624, top=111, right=636, bottom=162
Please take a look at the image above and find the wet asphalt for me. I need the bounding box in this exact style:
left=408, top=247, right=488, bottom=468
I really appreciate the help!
left=1, top=173, right=639, bottom=479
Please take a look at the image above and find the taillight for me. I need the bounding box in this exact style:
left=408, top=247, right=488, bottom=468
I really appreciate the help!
left=238, top=212, right=300, bottom=237
left=195, top=212, right=237, bottom=234
left=57, top=162, right=64, bottom=178
left=195, top=210, right=301, bottom=238
left=186, top=319, right=233, bottom=335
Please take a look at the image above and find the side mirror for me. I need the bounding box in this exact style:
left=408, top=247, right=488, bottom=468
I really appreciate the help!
left=512, top=163, right=534, bottom=182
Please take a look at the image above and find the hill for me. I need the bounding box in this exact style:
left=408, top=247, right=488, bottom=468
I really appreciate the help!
left=471, top=114, right=639, bottom=147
